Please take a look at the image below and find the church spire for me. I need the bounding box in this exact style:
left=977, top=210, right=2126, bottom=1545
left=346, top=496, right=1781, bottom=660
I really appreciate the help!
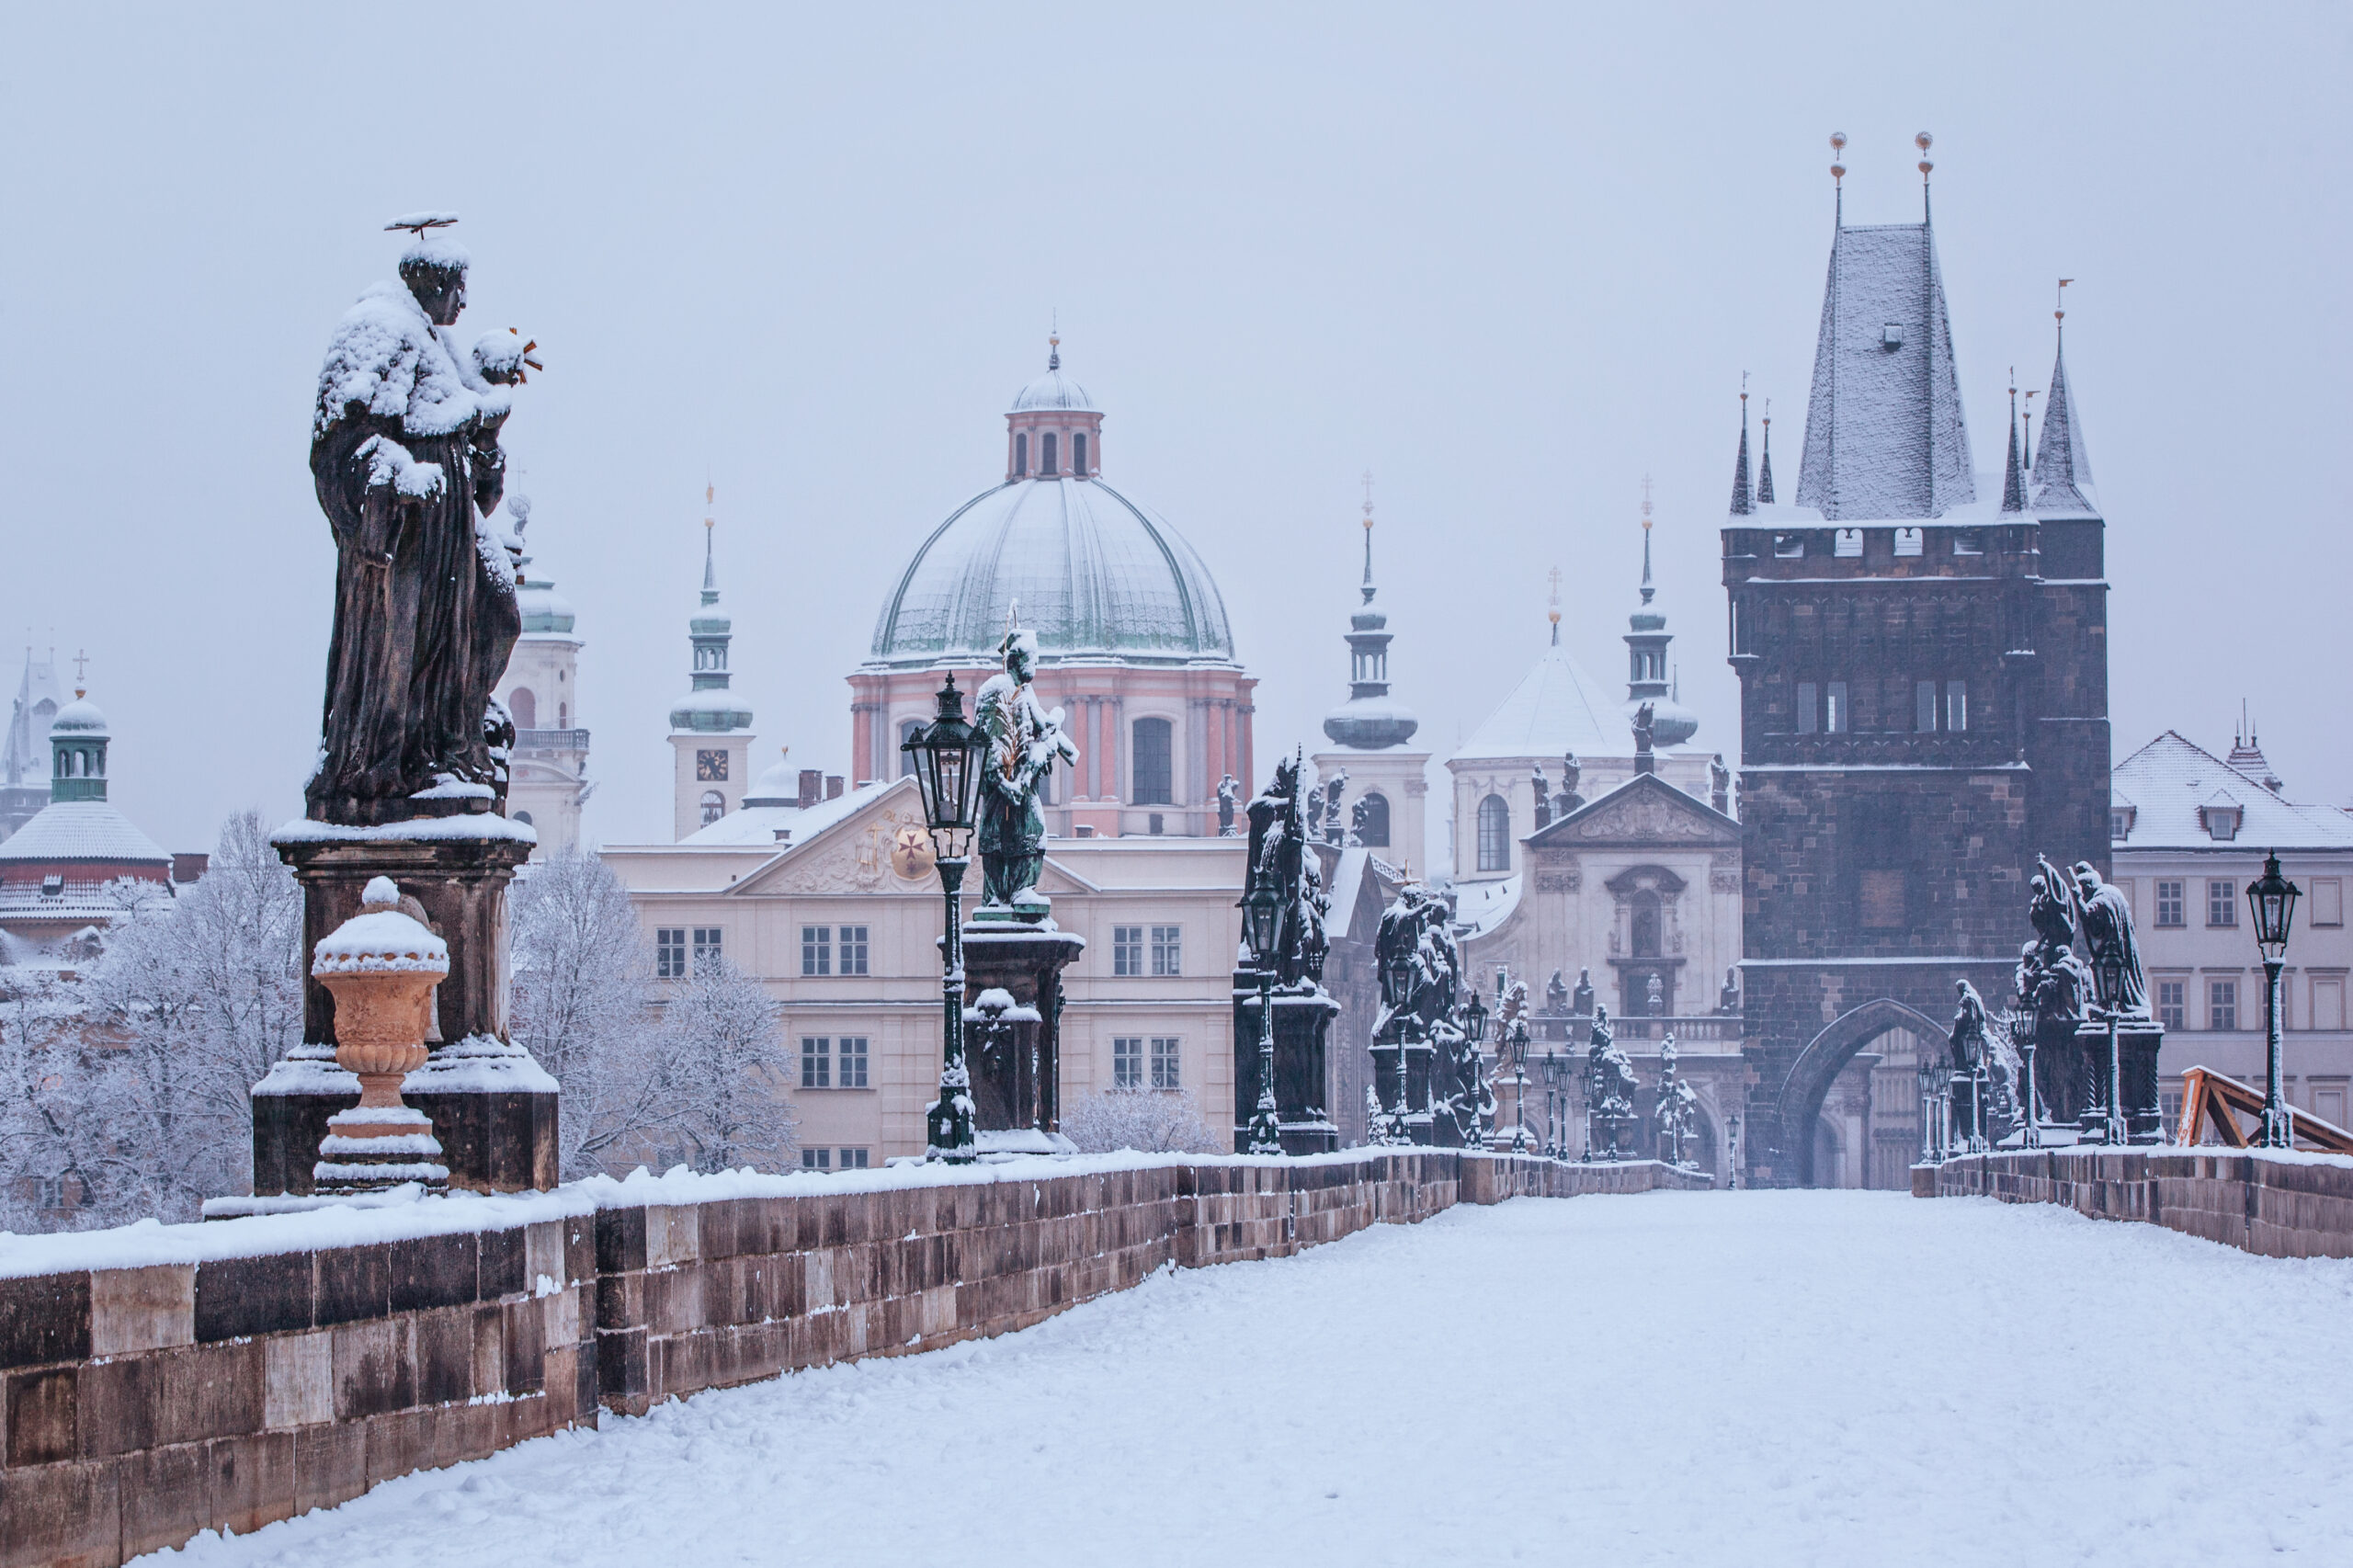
left=1547, top=565, right=1563, bottom=647
left=1358, top=469, right=1378, bottom=605
left=2029, top=281, right=2097, bottom=517
left=1728, top=382, right=1754, bottom=516
left=1321, top=474, right=1416, bottom=750
left=1756, top=399, right=1776, bottom=505
left=671, top=490, right=752, bottom=736
left=1625, top=482, right=1696, bottom=746
left=2000, top=372, right=2026, bottom=514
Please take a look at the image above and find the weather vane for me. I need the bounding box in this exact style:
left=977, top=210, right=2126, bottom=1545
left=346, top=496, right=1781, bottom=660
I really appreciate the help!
left=1361, top=470, right=1375, bottom=526
left=384, top=211, right=459, bottom=238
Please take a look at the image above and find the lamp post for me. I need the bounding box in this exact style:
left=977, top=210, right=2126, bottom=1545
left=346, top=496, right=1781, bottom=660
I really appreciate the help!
left=2006, top=1005, right=2040, bottom=1149
left=1725, top=1112, right=1740, bottom=1189
left=1461, top=986, right=1489, bottom=1149
left=1540, top=1047, right=1563, bottom=1158
left=1240, top=872, right=1286, bottom=1155
left=1916, top=1054, right=1944, bottom=1165
left=1380, top=942, right=1415, bottom=1144
left=904, top=674, right=986, bottom=1163
left=2248, top=850, right=2302, bottom=1150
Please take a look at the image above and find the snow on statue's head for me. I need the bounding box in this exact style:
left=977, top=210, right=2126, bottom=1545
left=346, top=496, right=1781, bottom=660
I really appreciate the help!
left=397, top=231, right=472, bottom=327
left=1000, top=625, right=1039, bottom=684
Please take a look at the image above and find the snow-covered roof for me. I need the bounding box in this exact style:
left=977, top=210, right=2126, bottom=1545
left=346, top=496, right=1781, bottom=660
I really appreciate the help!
left=50, top=697, right=106, bottom=736
left=2029, top=339, right=2098, bottom=518
left=1451, top=642, right=1631, bottom=764
left=1010, top=361, right=1095, bottom=413
left=6, top=653, right=64, bottom=787
left=1452, top=874, right=1522, bottom=937
left=0, top=801, right=170, bottom=865
left=2111, top=732, right=2353, bottom=852
left=868, top=476, right=1235, bottom=669
left=677, top=779, right=892, bottom=848
left=1794, top=220, right=1975, bottom=522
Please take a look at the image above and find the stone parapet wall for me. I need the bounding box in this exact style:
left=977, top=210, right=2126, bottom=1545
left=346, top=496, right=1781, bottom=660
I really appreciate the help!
left=1923, top=1148, right=2353, bottom=1260
left=0, top=1153, right=1702, bottom=1567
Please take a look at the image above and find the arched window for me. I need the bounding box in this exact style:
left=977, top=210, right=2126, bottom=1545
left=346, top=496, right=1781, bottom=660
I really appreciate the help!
left=1131, top=717, right=1173, bottom=805
left=699, top=790, right=725, bottom=826
left=1074, top=431, right=1087, bottom=475
left=899, top=719, right=923, bottom=778
left=1042, top=431, right=1059, bottom=476
left=1015, top=432, right=1028, bottom=476
left=513, top=810, right=534, bottom=826
left=1631, top=891, right=1662, bottom=958
left=509, top=687, right=537, bottom=729
left=558, top=702, right=568, bottom=728
left=1358, top=790, right=1391, bottom=847
left=1476, top=794, right=1510, bottom=872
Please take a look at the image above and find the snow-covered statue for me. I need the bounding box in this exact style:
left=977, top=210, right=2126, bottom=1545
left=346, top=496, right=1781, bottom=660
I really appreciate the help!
left=1348, top=795, right=1370, bottom=847
left=1585, top=1005, right=1638, bottom=1160
left=1571, top=967, right=1595, bottom=1017
left=1654, top=1033, right=1698, bottom=1166
left=974, top=622, right=1078, bottom=911
left=1717, top=965, right=1742, bottom=1016
left=2070, top=860, right=2149, bottom=1018
left=1374, top=881, right=1460, bottom=1035
left=1546, top=970, right=1569, bottom=1014
left=307, top=215, right=540, bottom=826
left=1321, top=768, right=1347, bottom=845
left=1244, top=754, right=1330, bottom=989
left=1949, top=977, right=2020, bottom=1134
left=1632, top=702, right=1656, bottom=768
left=1710, top=754, right=1733, bottom=815
left=1556, top=752, right=1585, bottom=817
left=1215, top=774, right=1239, bottom=837
left=1531, top=764, right=1552, bottom=830
left=2029, top=856, right=2080, bottom=955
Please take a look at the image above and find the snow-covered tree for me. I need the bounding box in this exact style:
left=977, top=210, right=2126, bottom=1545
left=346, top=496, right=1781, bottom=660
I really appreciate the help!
left=1063, top=1088, right=1226, bottom=1154
left=509, top=848, right=666, bottom=1179
left=656, top=953, right=796, bottom=1173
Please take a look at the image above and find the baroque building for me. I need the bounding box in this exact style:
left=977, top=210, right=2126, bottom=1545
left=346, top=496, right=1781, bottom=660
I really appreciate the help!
left=494, top=505, right=592, bottom=855
left=1725, top=158, right=2111, bottom=1187
left=847, top=339, right=1256, bottom=837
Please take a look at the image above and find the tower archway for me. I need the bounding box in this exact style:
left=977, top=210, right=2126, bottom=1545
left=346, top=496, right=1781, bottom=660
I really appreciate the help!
left=1772, top=996, right=1949, bottom=1187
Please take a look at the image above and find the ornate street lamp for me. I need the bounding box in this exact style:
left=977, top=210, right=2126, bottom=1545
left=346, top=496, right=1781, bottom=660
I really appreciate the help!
left=1915, top=1053, right=1945, bottom=1165
left=904, top=674, right=986, bottom=1162
left=1379, top=940, right=1416, bottom=1143
left=1240, top=871, right=1286, bottom=1155
left=2247, top=850, right=2302, bottom=1150
left=2090, top=940, right=2129, bottom=1146
left=1461, top=986, right=1490, bottom=1150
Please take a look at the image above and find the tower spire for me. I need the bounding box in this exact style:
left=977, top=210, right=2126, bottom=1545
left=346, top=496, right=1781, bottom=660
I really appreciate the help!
left=1639, top=478, right=1655, bottom=606
left=1728, top=379, right=1755, bottom=516
left=1547, top=566, right=1563, bottom=647
left=1321, top=476, right=1416, bottom=752
left=1756, top=396, right=1776, bottom=505
left=2029, top=281, right=2096, bottom=517
left=2000, top=371, right=2026, bottom=514
left=1916, top=131, right=1933, bottom=223
left=1359, top=470, right=1377, bottom=605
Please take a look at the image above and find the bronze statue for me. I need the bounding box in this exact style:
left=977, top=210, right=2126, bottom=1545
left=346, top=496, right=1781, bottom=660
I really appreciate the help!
left=2070, top=859, right=2149, bottom=1017
left=307, top=217, right=538, bottom=826
left=974, top=623, right=1077, bottom=911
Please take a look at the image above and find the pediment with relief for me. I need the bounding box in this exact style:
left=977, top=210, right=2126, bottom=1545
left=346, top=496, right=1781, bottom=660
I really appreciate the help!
left=1527, top=775, right=1738, bottom=850
left=736, top=788, right=937, bottom=896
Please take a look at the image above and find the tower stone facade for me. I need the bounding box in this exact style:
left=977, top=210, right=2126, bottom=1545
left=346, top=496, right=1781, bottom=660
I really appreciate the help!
left=1727, top=172, right=2110, bottom=1186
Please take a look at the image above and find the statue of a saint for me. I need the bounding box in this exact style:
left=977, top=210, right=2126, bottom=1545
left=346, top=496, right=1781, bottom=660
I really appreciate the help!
left=1710, top=754, right=1733, bottom=814
left=1546, top=970, right=1569, bottom=1014
left=1216, top=774, right=1239, bottom=837
left=1531, top=765, right=1552, bottom=830
left=307, top=218, right=539, bottom=825
left=974, top=624, right=1077, bottom=911
left=2071, top=859, right=2150, bottom=1017
left=2029, top=857, right=2079, bottom=954
left=1558, top=752, right=1585, bottom=816
left=1347, top=795, right=1370, bottom=846
left=1571, top=966, right=1595, bottom=1017
left=1632, top=703, right=1656, bottom=771
left=1718, top=965, right=1741, bottom=1016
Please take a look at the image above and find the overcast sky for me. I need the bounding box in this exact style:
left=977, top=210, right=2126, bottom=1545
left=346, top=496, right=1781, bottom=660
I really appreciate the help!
left=2, top=3, right=2346, bottom=856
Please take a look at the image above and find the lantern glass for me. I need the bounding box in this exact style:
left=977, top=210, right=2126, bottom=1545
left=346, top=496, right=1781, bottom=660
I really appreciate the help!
left=1463, top=992, right=1488, bottom=1044
left=1241, top=881, right=1283, bottom=966
left=2246, top=852, right=2299, bottom=961
left=903, top=674, right=984, bottom=860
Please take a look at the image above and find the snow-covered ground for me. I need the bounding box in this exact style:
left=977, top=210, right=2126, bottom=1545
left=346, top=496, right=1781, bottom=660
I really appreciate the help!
left=148, top=1192, right=2353, bottom=1567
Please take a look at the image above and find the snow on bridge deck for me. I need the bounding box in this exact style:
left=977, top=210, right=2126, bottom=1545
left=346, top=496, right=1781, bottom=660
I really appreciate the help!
left=145, top=1191, right=2353, bottom=1567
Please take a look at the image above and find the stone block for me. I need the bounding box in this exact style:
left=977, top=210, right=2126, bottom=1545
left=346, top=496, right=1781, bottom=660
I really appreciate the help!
left=480, top=1224, right=529, bottom=1300
left=205, top=1430, right=296, bottom=1539
left=331, top=1319, right=415, bottom=1421
left=646, top=1267, right=706, bottom=1339
left=596, top=1208, right=648, bottom=1275
left=595, top=1327, right=648, bottom=1407
left=502, top=1297, right=546, bottom=1394
left=520, top=1221, right=565, bottom=1295
left=391, top=1232, right=481, bottom=1314
left=194, top=1251, right=312, bottom=1343
left=412, top=1306, right=475, bottom=1407
left=0, top=1454, right=119, bottom=1568
left=265, top=1331, right=334, bottom=1430
left=314, top=1244, right=392, bottom=1327
left=89, top=1265, right=195, bottom=1358
left=291, top=1419, right=369, bottom=1517
left=646, top=1205, right=700, bottom=1268
left=470, top=1303, right=507, bottom=1397
left=0, top=1273, right=91, bottom=1371
left=5, top=1365, right=78, bottom=1466
left=364, top=1405, right=439, bottom=1489
left=543, top=1285, right=582, bottom=1351
left=88, top=1341, right=261, bottom=1457
left=564, top=1218, right=597, bottom=1287
left=696, top=1199, right=741, bottom=1261
left=118, top=1440, right=209, bottom=1561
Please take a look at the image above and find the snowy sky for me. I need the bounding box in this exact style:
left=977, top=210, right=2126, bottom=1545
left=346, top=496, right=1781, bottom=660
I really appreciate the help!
left=2, top=3, right=2347, bottom=854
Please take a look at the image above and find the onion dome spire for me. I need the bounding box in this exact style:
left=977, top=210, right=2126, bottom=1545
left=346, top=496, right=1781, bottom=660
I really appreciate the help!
left=1728, top=381, right=1755, bottom=516
left=1321, top=473, right=1417, bottom=750
left=2000, top=371, right=2026, bottom=514
left=1756, top=399, right=1776, bottom=505
left=672, top=488, right=752, bottom=734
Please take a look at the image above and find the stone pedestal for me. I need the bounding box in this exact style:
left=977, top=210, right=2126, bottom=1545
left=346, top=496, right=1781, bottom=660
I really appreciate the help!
left=1232, top=973, right=1342, bottom=1155
left=958, top=920, right=1086, bottom=1140
left=2069, top=1017, right=2166, bottom=1145
left=255, top=824, right=558, bottom=1194
left=1367, top=1026, right=1437, bottom=1145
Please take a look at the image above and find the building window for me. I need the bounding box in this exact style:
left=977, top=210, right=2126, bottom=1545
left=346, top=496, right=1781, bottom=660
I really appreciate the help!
left=2155, top=881, right=2185, bottom=928
left=1953, top=529, right=1984, bottom=555
left=838, top=1036, right=869, bottom=1088
left=697, top=749, right=729, bottom=781
left=1042, top=431, right=1059, bottom=476
left=1915, top=680, right=1937, bottom=733
left=2313, top=978, right=2346, bottom=1031
left=801, top=1037, right=831, bottom=1088
left=801, top=1148, right=831, bottom=1170
left=1795, top=682, right=1819, bottom=735
left=1015, top=432, right=1028, bottom=476
left=1131, top=718, right=1173, bottom=805
left=1894, top=528, right=1924, bottom=557
left=1773, top=534, right=1804, bottom=559
left=656, top=927, right=687, bottom=980
left=1151, top=926, right=1182, bottom=976
left=1631, top=892, right=1662, bottom=958
left=1114, top=1037, right=1143, bottom=1088
left=1834, top=528, right=1862, bottom=557
left=2208, top=880, right=2238, bottom=928
left=900, top=719, right=922, bottom=777
left=838, top=1148, right=870, bottom=1170
left=559, top=702, right=567, bottom=727
left=514, top=810, right=534, bottom=826
left=2156, top=979, right=2187, bottom=1031
left=2210, top=978, right=2238, bottom=1032
left=1944, top=680, right=1967, bottom=733
left=692, top=927, right=723, bottom=966
left=510, top=687, right=538, bottom=729
left=1358, top=790, right=1391, bottom=847
left=1476, top=794, right=1511, bottom=872
left=801, top=926, right=831, bottom=976
left=2312, top=879, right=2343, bottom=927
left=699, top=790, right=725, bottom=825
left=1824, top=681, right=1849, bottom=734
left=1113, top=926, right=1143, bottom=976
left=1151, top=1037, right=1181, bottom=1089
left=838, top=926, right=869, bottom=975
left=1074, top=431, right=1087, bottom=474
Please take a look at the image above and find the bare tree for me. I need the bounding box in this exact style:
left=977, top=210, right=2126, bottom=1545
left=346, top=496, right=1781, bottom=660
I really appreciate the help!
left=509, top=847, right=667, bottom=1179
left=1063, top=1088, right=1227, bottom=1154
left=656, top=953, right=796, bottom=1173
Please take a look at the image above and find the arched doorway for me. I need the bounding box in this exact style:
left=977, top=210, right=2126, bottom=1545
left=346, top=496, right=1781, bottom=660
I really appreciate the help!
left=1773, top=997, right=1949, bottom=1187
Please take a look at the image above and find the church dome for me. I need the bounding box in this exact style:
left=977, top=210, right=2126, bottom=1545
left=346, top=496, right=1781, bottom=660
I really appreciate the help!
left=1010, top=363, right=1094, bottom=413
left=50, top=698, right=107, bottom=736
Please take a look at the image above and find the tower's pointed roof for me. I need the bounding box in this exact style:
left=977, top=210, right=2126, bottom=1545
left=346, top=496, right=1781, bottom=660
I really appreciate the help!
left=1454, top=639, right=1630, bottom=763
left=2000, top=385, right=2026, bottom=513
left=1756, top=407, right=1776, bottom=504
left=1727, top=394, right=1754, bottom=516
left=1795, top=210, right=1975, bottom=520
left=2029, top=331, right=2097, bottom=517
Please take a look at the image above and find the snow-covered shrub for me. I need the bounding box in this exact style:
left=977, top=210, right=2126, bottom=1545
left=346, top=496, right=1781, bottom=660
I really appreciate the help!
left=1062, top=1089, right=1226, bottom=1154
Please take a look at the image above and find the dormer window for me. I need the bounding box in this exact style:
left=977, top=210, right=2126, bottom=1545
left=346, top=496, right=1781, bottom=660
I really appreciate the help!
left=2201, top=804, right=2242, bottom=842
left=1953, top=530, right=1984, bottom=556
left=40, top=875, right=63, bottom=899
left=2110, top=804, right=2136, bottom=842
left=1881, top=324, right=1905, bottom=349
left=1041, top=432, right=1058, bottom=476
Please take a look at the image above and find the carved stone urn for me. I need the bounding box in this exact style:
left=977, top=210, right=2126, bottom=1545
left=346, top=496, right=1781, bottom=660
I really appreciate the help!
left=311, top=876, right=451, bottom=1193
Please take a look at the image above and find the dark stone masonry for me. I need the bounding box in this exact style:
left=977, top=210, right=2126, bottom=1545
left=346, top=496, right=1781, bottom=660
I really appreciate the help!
left=1920, top=1147, right=2353, bottom=1260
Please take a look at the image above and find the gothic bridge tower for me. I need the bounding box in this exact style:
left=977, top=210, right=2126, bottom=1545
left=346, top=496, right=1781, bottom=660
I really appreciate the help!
left=1723, top=142, right=2110, bottom=1186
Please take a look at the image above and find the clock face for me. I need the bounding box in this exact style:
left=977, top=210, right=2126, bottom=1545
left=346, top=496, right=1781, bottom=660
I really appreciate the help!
left=890, top=824, right=936, bottom=881
left=696, top=749, right=729, bottom=782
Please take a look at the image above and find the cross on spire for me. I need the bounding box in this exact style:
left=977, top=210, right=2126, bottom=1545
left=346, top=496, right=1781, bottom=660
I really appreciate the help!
left=1547, top=566, right=1563, bottom=647
left=71, top=649, right=89, bottom=686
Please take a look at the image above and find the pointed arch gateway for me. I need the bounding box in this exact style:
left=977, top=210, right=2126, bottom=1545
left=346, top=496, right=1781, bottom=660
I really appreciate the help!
left=1772, top=995, right=1950, bottom=1187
